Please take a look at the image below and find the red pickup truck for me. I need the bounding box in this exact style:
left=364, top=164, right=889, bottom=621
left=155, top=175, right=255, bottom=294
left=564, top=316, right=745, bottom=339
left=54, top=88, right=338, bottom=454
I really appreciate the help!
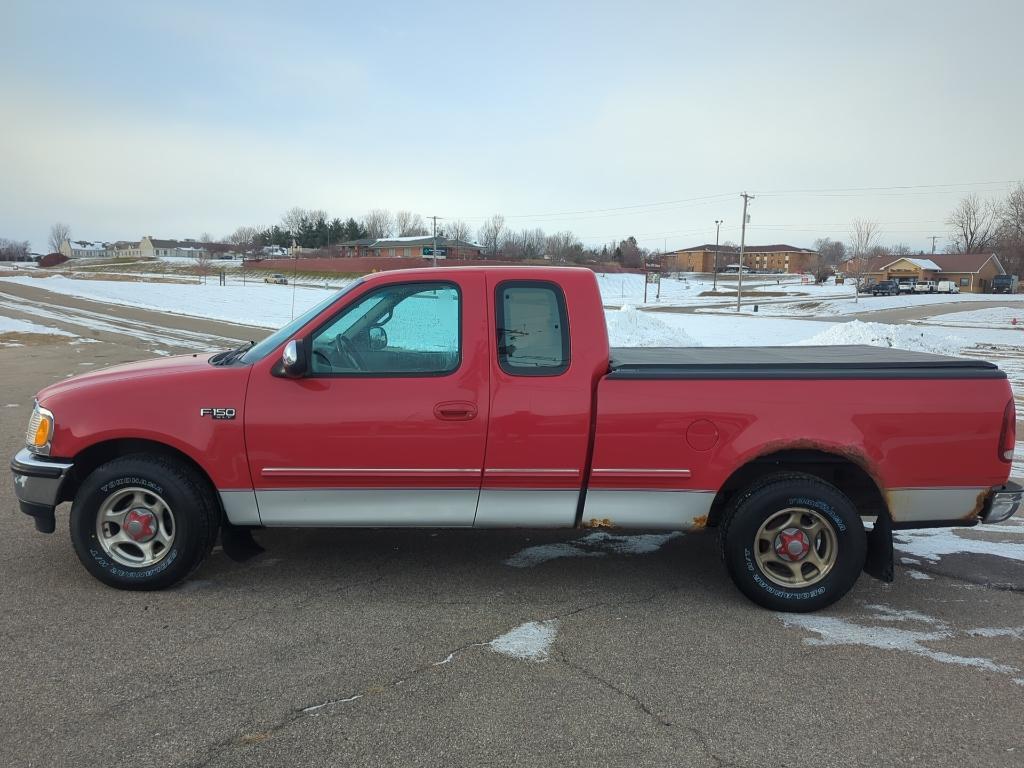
left=11, top=266, right=1021, bottom=611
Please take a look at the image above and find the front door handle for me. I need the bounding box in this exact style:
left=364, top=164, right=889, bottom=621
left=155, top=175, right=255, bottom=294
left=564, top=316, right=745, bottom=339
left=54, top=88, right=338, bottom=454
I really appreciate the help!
left=434, top=401, right=478, bottom=421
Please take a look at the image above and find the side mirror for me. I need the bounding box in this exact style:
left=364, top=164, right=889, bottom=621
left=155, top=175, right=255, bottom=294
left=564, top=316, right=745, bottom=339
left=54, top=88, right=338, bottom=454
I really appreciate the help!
left=280, top=338, right=308, bottom=378
left=368, top=325, right=388, bottom=351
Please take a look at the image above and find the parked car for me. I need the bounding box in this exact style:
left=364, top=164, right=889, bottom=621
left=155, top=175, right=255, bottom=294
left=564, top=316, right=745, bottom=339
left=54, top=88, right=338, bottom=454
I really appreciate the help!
left=11, top=266, right=1020, bottom=611
left=913, top=281, right=938, bottom=293
left=897, top=281, right=915, bottom=293
left=264, top=274, right=288, bottom=285
left=937, top=280, right=960, bottom=294
left=992, top=275, right=1019, bottom=294
left=871, top=280, right=900, bottom=296
left=857, top=279, right=877, bottom=294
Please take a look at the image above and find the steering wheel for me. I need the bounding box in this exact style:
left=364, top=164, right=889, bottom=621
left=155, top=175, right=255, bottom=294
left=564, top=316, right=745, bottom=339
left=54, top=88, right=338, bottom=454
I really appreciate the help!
left=332, top=334, right=363, bottom=370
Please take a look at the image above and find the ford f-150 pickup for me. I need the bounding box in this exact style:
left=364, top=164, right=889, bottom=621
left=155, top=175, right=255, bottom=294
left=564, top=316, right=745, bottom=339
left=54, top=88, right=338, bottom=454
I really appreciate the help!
left=10, top=266, right=1022, bottom=610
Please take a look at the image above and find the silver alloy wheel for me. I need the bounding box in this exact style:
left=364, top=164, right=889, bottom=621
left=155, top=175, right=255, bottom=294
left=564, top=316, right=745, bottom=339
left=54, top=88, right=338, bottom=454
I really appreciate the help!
left=95, top=487, right=176, bottom=568
left=753, top=506, right=838, bottom=588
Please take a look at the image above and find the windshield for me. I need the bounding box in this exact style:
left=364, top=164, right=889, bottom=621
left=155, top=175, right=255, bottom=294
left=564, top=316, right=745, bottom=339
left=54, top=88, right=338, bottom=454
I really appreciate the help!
left=239, top=279, right=364, bottom=364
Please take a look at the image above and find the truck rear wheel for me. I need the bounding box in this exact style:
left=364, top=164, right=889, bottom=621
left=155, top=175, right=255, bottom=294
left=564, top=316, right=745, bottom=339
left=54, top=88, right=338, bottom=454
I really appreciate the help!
left=720, top=473, right=866, bottom=612
left=69, top=455, right=219, bottom=590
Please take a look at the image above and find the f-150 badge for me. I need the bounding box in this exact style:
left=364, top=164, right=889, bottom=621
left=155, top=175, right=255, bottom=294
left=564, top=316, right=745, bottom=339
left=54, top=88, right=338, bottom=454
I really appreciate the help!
left=199, top=407, right=236, bottom=420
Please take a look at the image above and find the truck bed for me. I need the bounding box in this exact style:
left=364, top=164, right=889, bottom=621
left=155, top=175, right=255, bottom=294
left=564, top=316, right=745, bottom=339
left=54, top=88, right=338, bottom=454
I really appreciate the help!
left=607, top=345, right=1004, bottom=380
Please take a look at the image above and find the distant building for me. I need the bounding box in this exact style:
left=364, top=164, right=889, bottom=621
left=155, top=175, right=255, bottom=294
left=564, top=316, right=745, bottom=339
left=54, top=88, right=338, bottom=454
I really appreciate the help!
left=140, top=236, right=238, bottom=259
left=335, top=236, right=482, bottom=259
left=110, top=240, right=142, bottom=258
left=60, top=239, right=110, bottom=259
left=335, top=238, right=377, bottom=258
left=843, top=253, right=1005, bottom=293
left=369, top=236, right=482, bottom=259
left=663, top=244, right=818, bottom=274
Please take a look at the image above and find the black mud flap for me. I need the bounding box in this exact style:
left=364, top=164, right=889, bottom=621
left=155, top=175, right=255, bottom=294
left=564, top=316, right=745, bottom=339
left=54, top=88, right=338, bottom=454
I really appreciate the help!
left=220, top=523, right=265, bottom=563
left=864, top=513, right=894, bottom=582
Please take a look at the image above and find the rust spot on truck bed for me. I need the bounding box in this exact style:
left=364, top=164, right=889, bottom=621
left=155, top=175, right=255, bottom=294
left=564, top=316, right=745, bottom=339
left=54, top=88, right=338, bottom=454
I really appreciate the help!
left=582, top=517, right=616, bottom=529
left=692, top=515, right=709, bottom=529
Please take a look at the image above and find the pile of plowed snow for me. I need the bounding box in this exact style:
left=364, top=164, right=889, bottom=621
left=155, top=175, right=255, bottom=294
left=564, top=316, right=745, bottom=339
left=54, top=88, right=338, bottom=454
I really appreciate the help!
left=604, top=305, right=701, bottom=347
left=791, top=320, right=965, bottom=356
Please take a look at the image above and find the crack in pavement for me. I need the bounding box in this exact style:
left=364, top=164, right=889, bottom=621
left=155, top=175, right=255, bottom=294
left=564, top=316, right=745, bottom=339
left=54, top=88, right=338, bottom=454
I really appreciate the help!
left=553, top=655, right=742, bottom=768
left=183, top=599, right=612, bottom=767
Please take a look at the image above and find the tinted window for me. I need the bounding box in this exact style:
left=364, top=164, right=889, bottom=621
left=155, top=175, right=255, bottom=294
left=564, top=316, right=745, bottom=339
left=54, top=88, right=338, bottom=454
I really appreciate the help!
left=496, top=282, right=570, bottom=375
left=311, top=282, right=460, bottom=376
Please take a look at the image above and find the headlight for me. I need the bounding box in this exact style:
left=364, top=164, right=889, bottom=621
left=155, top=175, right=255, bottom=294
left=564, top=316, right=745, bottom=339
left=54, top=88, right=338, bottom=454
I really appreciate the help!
left=25, top=402, right=54, bottom=456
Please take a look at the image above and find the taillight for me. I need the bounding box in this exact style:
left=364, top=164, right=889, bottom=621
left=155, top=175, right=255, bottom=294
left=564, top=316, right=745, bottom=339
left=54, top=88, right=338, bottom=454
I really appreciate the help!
left=998, top=398, right=1016, bottom=463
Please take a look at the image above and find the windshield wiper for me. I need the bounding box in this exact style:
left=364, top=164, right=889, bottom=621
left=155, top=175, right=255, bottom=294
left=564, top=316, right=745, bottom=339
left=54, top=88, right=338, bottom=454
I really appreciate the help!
left=212, top=340, right=255, bottom=366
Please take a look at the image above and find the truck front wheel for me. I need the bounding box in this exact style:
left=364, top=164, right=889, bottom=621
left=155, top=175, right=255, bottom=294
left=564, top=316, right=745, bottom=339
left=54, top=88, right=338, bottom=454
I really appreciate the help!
left=720, top=473, right=866, bottom=612
left=69, top=455, right=219, bottom=590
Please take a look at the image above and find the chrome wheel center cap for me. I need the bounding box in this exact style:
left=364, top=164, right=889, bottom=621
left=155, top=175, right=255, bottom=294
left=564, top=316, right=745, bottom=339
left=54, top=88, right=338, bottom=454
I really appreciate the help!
left=123, top=509, right=157, bottom=543
left=774, top=527, right=811, bottom=562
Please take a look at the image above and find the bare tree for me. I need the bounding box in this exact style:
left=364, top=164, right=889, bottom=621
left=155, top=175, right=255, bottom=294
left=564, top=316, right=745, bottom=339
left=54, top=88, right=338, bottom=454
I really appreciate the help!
left=193, top=249, right=213, bottom=284
left=281, top=207, right=310, bottom=239
left=812, top=238, right=847, bottom=282
left=503, top=227, right=547, bottom=260
left=946, top=194, right=997, bottom=253
left=228, top=225, right=259, bottom=248
left=996, top=183, right=1024, bottom=276
left=363, top=208, right=395, bottom=239
left=443, top=219, right=472, bottom=243
left=546, top=231, right=583, bottom=262
left=395, top=211, right=429, bottom=237
left=198, top=231, right=213, bottom=243
left=477, top=214, right=506, bottom=258
left=848, top=219, right=881, bottom=301
left=0, top=238, right=31, bottom=261
left=48, top=222, right=71, bottom=254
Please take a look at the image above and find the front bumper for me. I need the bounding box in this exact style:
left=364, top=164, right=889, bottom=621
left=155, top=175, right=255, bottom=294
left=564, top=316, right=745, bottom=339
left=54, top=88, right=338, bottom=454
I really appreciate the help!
left=981, top=481, right=1022, bottom=525
left=10, top=449, right=74, bottom=533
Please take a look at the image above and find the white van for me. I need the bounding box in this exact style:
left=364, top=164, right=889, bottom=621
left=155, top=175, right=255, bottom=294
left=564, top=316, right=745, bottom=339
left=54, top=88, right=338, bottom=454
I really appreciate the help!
left=937, top=280, right=960, bottom=294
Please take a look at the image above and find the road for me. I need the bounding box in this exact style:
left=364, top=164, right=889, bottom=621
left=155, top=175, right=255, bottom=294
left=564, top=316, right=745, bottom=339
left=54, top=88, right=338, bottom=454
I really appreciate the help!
left=842, top=299, right=1024, bottom=324
left=1, top=285, right=1022, bottom=768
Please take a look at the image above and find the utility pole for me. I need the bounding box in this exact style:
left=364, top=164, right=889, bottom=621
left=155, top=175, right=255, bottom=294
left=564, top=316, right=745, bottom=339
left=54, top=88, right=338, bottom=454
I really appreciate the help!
left=713, top=219, right=723, bottom=291
left=431, top=215, right=441, bottom=267
left=929, top=235, right=939, bottom=254
left=736, top=193, right=753, bottom=312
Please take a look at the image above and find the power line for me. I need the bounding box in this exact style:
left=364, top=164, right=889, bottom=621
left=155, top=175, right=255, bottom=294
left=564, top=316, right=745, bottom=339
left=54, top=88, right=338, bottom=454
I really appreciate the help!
left=446, top=178, right=1021, bottom=224
left=757, top=178, right=1021, bottom=196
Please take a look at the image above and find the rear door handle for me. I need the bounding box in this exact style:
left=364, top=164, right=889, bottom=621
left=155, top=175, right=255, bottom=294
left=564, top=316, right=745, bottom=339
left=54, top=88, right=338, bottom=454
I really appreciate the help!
left=434, top=401, right=478, bottom=421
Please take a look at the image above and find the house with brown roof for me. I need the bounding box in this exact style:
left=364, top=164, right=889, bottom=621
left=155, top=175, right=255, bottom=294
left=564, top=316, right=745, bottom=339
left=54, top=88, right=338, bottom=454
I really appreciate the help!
left=844, top=252, right=1005, bottom=293
left=663, top=244, right=818, bottom=274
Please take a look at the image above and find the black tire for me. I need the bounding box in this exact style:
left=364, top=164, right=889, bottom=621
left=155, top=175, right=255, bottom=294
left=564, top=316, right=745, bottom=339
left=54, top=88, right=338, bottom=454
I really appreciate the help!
left=719, top=473, right=866, bottom=612
left=69, top=454, right=219, bottom=590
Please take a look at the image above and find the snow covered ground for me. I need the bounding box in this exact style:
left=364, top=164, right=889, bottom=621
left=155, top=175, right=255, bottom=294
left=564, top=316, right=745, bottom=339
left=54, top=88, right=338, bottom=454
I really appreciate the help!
left=0, top=314, right=75, bottom=337
left=5, top=274, right=1024, bottom=355
left=699, top=290, right=1024, bottom=318
left=919, top=306, right=1024, bottom=331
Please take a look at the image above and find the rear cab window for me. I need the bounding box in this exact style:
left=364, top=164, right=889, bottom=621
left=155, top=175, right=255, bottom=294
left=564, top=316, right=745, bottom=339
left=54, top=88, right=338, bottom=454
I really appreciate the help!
left=495, top=281, right=570, bottom=376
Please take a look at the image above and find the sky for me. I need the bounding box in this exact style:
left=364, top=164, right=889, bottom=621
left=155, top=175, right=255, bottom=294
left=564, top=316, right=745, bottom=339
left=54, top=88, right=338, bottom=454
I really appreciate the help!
left=3, top=0, right=1023, bottom=254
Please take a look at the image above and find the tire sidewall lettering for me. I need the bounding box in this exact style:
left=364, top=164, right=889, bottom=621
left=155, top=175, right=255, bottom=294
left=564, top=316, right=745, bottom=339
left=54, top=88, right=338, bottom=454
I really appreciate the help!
left=787, top=495, right=847, bottom=532
left=100, top=476, right=164, bottom=495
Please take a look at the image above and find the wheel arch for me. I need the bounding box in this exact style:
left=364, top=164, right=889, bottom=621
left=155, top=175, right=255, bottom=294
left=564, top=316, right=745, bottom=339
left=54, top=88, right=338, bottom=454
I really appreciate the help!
left=706, top=448, right=889, bottom=528
left=59, top=437, right=221, bottom=514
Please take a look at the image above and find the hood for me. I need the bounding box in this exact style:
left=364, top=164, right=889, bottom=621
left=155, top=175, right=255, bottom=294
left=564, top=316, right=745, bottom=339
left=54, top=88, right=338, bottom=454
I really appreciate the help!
left=37, top=353, right=222, bottom=402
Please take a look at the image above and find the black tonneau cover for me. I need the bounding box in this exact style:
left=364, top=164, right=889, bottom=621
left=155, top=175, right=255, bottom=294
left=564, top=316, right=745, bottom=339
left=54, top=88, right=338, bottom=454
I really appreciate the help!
left=607, top=345, right=1004, bottom=380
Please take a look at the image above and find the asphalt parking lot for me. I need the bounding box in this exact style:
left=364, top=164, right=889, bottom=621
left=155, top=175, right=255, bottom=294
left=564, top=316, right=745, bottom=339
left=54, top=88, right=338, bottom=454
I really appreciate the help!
left=1, top=283, right=1022, bottom=768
